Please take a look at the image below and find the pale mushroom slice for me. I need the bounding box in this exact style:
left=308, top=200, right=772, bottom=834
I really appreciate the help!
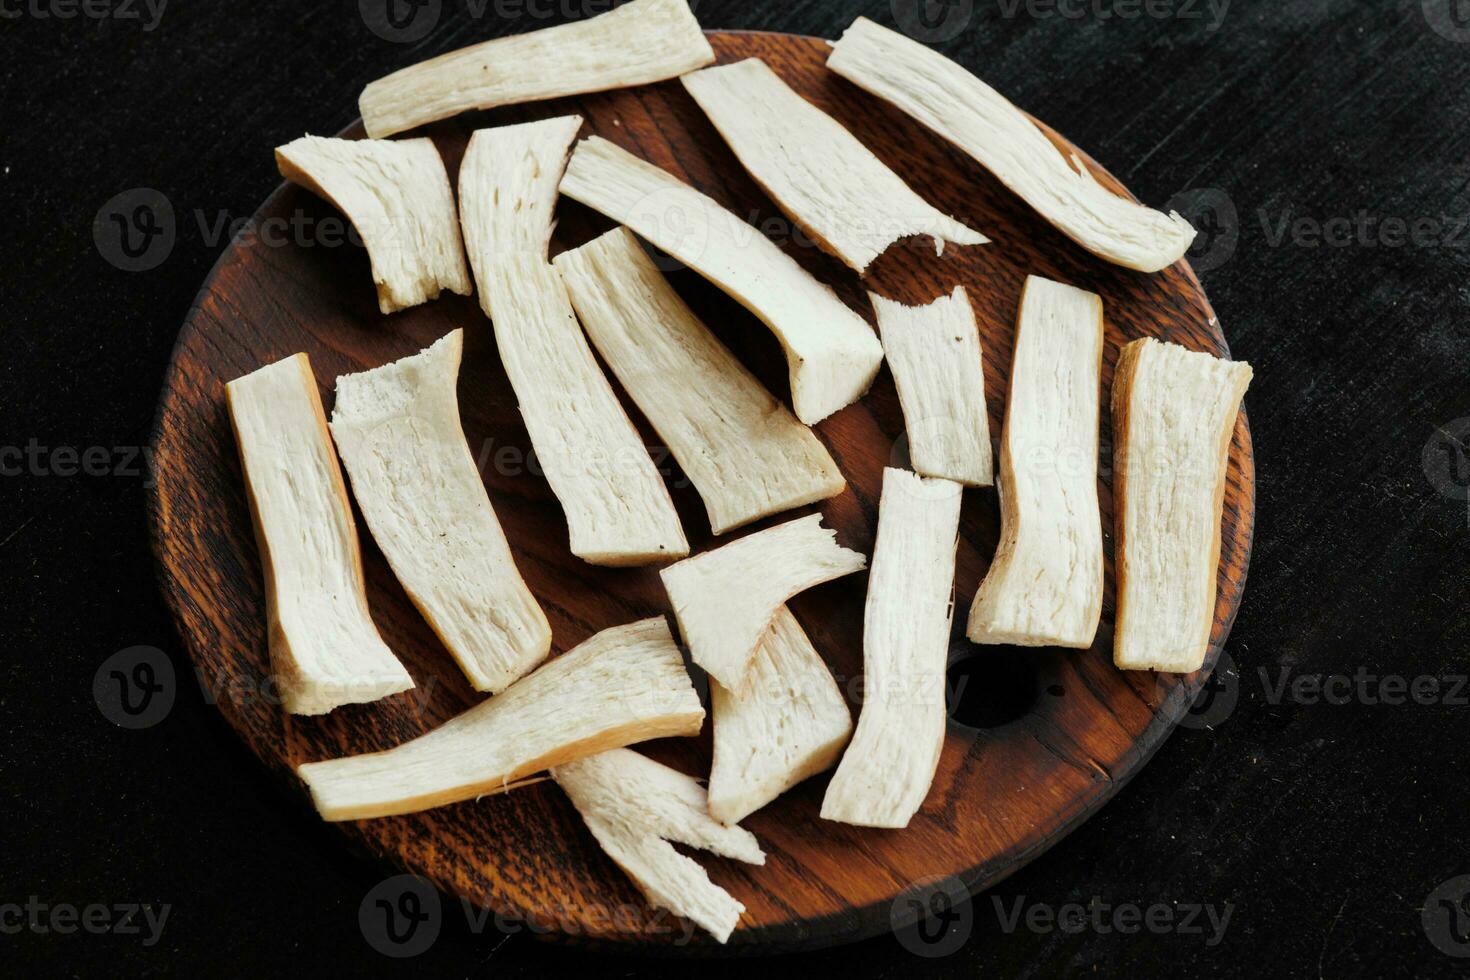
left=274, top=136, right=471, bottom=314
left=967, top=276, right=1104, bottom=649
left=553, top=749, right=765, bottom=943
left=330, top=330, right=551, bottom=693
left=681, top=58, right=987, bottom=274
left=554, top=227, right=845, bottom=534
left=359, top=0, right=714, bottom=138
left=826, top=18, right=1196, bottom=273
left=872, top=286, right=994, bottom=487
left=459, top=115, right=583, bottom=270
left=821, top=468, right=961, bottom=829
left=559, top=136, right=885, bottom=425
left=298, top=619, right=704, bottom=822
left=707, top=607, right=852, bottom=825
left=1112, top=338, right=1253, bottom=673
left=478, top=255, right=688, bottom=566
left=225, top=354, right=414, bottom=716
left=660, top=514, right=866, bottom=692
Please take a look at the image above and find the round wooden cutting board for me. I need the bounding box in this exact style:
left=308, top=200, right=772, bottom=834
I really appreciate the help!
left=147, top=30, right=1254, bottom=953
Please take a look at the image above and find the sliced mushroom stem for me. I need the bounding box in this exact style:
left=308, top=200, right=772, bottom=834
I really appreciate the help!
left=559, top=135, right=885, bottom=425
left=827, top=17, right=1196, bottom=273
left=297, top=619, right=704, bottom=821
left=553, top=749, right=764, bottom=944
left=359, top=0, right=714, bottom=138
left=967, top=276, right=1104, bottom=649
left=554, top=227, right=845, bottom=535
left=329, top=330, right=551, bottom=693
left=275, top=136, right=470, bottom=314
left=1112, top=338, right=1252, bottom=673
left=226, top=354, right=414, bottom=716
left=822, top=468, right=960, bottom=829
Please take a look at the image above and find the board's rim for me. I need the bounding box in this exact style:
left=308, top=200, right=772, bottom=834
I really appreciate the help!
left=144, top=27, right=1255, bottom=956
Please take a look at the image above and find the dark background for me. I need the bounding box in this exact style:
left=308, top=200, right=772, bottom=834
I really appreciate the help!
left=5, top=0, right=1470, bottom=976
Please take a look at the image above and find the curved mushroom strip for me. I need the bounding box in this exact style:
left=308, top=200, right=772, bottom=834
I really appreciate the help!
left=359, top=0, right=713, bottom=138
left=681, top=58, right=986, bottom=274
left=1112, top=338, right=1253, bottom=673
left=298, top=619, right=704, bottom=821
left=559, top=136, right=884, bottom=425
left=226, top=354, right=414, bottom=716
left=660, top=514, right=866, bottom=693
left=479, top=256, right=688, bottom=566
left=827, top=17, right=1196, bottom=273
left=275, top=136, right=470, bottom=314
left=554, top=227, right=844, bottom=535
left=330, top=330, right=551, bottom=692
left=967, top=276, right=1104, bottom=649
left=459, top=115, right=583, bottom=269
left=872, top=286, right=994, bottom=487
left=822, top=469, right=960, bottom=829
left=708, top=607, right=852, bottom=825
left=553, top=749, right=765, bottom=944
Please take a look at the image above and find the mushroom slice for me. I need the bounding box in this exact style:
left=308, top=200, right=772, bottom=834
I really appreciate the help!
left=459, top=115, right=583, bottom=267
left=660, top=514, right=866, bottom=692
left=872, top=286, right=994, bottom=487
left=967, top=276, right=1104, bottom=649
left=822, top=469, right=960, bottom=829
left=681, top=58, right=986, bottom=274
left=225, top=354, right=414, bottom=716
left=826, top=18, right=1196, bottom=273
left=359, top=0, right=714, bottom=138
left=298, top=619, right=704, bottom=821
left=1112, top=338, right=1253, bottom=673
left=707, top=607, right=852, bottom=825
left=554, top=227, right=845, bottom=535
left=559, top=136, right=884, bottom=425
left=553, top=749, right=765, bottom=944
left=330, top=330, right=551, bottom=693
left=478, top=255, right=688, bottom=566
left=274, top=136, right=471, bottom=314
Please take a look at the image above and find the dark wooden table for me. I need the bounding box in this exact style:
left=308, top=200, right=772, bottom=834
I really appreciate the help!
left=4, top=1, right=1468, bottom=976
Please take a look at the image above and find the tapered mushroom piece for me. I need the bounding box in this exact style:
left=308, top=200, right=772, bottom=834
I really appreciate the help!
left=967, top=276, right=1104, bottom=649
left=659, top=514, right=867, bottom=693
left=330, top=330, right=551, bottom=693
left=872, top=286, right=994, bottom=487
left=359, top=0, right=714, bottom=138
left=822, top=469, right=961, bottom=829
left=298, top=619, right=705, bottom=822
left=827, top=17, right=1196, bottom=273
left=274, top=136, right=470, bottom=314
left=680, top=58, right=986, bottom=274
left=559, top=136, right=885, bottom=425
left=1112, top=338, right=1253, bottom=673
left=226, top=354, right=414, bottom=716
left=477, top=255, right=688, bottom=566
left=554, top=227, right=845, bottom=535
left=553, top=749, right=765, bottom=943
left=707, top=607, right=852, bottom=825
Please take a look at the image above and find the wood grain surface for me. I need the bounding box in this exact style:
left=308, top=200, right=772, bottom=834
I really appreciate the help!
left=146, top=30, right=1254, bottom=952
